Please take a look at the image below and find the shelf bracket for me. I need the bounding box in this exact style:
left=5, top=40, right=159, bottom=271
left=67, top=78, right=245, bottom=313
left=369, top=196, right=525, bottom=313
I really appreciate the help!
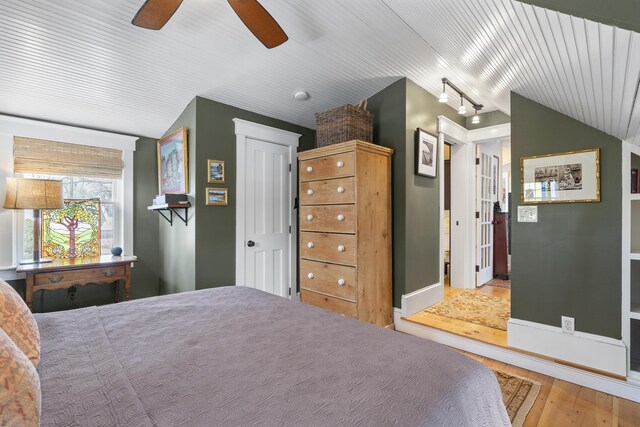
left=150, top=205, right=190, bottom=226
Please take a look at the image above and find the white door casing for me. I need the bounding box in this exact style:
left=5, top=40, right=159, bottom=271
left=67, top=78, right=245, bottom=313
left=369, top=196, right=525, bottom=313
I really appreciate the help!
left=476, top=144, right=494, bottom=286
left=233, top=119, right=300, bottom=298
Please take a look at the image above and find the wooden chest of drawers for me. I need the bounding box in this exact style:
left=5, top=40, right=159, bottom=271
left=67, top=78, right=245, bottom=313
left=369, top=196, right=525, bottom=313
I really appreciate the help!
left=298, top=140, right=393, bottom=326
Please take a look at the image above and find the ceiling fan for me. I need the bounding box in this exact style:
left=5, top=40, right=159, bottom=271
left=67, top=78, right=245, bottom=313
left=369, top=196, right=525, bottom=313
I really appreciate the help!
left=131, top=0, right=288, bottom=49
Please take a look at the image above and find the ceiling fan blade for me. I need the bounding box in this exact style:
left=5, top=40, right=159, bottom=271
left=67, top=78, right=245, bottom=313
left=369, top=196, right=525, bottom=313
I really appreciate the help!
left=132, top=0, right=183, bottom=30
left=227, top=0, right=288, bottom=49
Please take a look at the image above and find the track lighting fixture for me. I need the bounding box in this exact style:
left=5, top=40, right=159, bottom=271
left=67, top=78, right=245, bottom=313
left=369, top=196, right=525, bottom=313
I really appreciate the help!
left=472, top=109, right=480, bottom=124
left=439, top=80, right=448, bottom=103
left=439, top=78, right=483, bottom=122
left=458, top=95, right=467, bottom=115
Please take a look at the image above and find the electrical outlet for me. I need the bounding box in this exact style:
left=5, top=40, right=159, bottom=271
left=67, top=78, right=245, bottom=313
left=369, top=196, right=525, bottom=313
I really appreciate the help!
left=561, top=316, right=575, bottom=334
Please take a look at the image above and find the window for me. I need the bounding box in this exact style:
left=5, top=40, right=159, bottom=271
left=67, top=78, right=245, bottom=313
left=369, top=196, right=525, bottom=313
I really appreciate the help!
left=19, top=174, right=120, bottom=259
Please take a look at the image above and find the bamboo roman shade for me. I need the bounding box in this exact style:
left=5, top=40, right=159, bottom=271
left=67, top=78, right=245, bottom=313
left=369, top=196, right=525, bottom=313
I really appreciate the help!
left=13, top=137, right=123, bottom=179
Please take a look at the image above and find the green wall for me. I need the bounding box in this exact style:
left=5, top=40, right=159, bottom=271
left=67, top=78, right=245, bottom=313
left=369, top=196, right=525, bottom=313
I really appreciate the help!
left=465, top=110, right=510, bottom=130
left=510, top=92, right=622, bottom=339
left=516, top=0, right=640, bottom=34
left=368, top=78, right=465, bottom=307
left=132, top=137, right=160, bottom=299
left=193, top=96, right=315, bottom=290
left=158, top=99, right=197, bottom=295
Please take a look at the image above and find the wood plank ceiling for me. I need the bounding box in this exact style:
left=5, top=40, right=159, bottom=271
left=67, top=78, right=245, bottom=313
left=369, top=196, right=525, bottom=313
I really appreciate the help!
left=0, top=0, right=639, bottom=143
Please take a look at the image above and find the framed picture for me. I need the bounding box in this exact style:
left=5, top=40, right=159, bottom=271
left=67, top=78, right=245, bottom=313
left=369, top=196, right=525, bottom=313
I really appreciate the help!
left=205, top=187, right=228, bottom=206
left=207, top=159, right=225, bottom=184
left=416, top=128, right=438, bottom=178
left=157, top=128, right=188, bottom=194
left=521, top=148, right=600, bottom=204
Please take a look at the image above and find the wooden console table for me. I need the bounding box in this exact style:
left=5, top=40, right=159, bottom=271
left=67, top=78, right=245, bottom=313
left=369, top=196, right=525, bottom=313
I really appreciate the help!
left=16, top=255, right=137, bottom=311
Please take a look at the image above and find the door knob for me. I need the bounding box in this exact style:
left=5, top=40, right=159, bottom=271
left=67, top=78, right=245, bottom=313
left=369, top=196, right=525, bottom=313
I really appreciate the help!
left=247, top=240, right=255, bottom=247
left=337, top=186, right=345, bottom=193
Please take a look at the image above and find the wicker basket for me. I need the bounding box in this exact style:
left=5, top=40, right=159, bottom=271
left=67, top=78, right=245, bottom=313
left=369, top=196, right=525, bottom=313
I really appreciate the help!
left=315, top=99, right=373, bottom=147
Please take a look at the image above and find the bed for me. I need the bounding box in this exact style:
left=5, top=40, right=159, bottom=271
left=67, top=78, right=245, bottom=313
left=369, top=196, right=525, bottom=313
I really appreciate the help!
left=35, top=286, right=510, bottom=426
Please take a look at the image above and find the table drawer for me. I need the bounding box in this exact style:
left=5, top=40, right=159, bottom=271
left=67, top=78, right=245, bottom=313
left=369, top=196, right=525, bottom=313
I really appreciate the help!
left=300, top=259, right=356, bottom=301
left=300, top=205, right=355, bottom=233
left=301, top=290, right=357, bottom=318
left=300, top=232, right=356, bottom=266
left=34, top=265, right=126, bottom=287
left=300, top=177, right=355, bottom=205
left=300, top=151, right=355, bottom=182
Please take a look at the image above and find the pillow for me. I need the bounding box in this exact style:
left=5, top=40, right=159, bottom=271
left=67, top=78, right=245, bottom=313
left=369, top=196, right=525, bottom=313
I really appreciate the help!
left=0, top=279, right=40, bottom=367
left=0, top=327, right=41, bottom=426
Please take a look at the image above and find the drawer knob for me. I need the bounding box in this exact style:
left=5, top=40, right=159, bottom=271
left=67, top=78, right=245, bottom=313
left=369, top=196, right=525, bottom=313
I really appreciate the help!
left=337, top=245, right=345, bottom=252
left=307, top=272, right=314, bottom=279
left=307, top=189, right=314, bottom=196
left=337, top=186, right=345, bottom=193
left=336, top=160, right=344, bottom=168
left=104, top=268, right=116, bottom=277
left=337, top=278, right=345, bottom=286
left=307, top=242, right=314, bottom=248
left=306, top=214, right=314, bottom=221
left=48, top=273, right=63, bottom=283
left=306, top=166, right=313, bottom=172
left=337, top=214, right=345, bottom=221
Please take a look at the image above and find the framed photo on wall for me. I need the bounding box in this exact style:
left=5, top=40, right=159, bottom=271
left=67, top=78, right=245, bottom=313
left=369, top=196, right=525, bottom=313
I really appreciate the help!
left=521, top=148, right=600, bottom=204
left=207, top=159, right=225, bottom=184
left=205, top=187, right=228, bottom=206
left=416, top=128, right=438, bottom=178
left=157, top=128, right=188, bottom=194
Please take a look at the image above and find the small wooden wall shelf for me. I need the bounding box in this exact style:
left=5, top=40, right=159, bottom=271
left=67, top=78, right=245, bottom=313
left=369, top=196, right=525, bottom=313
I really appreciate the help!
left=148, top=203, right=191, bottom=226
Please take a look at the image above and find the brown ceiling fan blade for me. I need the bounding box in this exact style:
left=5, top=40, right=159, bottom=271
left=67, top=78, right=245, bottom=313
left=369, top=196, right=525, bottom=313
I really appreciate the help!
left=132, top=0, right=183, bottom=30
left=227, top=0, right=288, bottom=49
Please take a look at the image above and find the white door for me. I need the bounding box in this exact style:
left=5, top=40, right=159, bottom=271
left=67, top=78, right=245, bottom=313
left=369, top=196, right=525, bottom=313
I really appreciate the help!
left=476, top=145, right=494, bottom=286
left=244, top=138, right=291, bottom=297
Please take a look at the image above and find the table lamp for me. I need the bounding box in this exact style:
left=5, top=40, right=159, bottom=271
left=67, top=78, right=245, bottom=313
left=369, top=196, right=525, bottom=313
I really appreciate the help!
left=3, top=178, right=64, bottom=264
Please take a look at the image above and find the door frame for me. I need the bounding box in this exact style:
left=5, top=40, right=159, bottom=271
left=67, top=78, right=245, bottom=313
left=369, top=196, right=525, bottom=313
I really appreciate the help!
left=437, top=116, right=510, bottom=292
left=233, top=119, right=301, bottom=298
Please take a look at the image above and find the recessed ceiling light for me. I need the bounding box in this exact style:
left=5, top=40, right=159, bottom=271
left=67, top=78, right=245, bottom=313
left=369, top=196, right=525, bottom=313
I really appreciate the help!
left=293, top=91, right=310, bottom=101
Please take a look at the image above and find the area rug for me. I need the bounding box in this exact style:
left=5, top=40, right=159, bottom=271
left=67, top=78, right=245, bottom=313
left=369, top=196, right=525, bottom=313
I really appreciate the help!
left=424, top=292, right=510, bottom=330
left=486, top=277, right=511, bottom=289
left=493, top=369, right=541, bottom=427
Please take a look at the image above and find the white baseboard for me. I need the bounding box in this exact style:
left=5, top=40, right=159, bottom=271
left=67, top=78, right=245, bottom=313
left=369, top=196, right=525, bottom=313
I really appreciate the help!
left=400, top=282, right=443, bottom=317
left=507, top=318, right=627, bottom=377
left=394, top=310, right=640, bottom=403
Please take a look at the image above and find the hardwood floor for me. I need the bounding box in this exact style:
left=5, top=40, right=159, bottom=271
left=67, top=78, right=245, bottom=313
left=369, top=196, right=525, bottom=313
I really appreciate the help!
left=461, top=350, right=640, bottom=426
left=405, top=282, right=510, bottom=347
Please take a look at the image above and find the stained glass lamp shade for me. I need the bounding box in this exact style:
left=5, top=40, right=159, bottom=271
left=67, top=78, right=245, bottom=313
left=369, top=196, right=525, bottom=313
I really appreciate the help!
left=3, top=178, right=64, bottom=264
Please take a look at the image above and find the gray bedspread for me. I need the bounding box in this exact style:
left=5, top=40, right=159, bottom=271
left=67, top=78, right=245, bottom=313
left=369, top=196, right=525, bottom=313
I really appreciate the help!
left=36, top=286, right=510, bottom=426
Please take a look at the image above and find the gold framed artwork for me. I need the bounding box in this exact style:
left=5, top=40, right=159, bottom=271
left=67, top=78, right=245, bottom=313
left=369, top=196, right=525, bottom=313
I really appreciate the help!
left=521, top=148, right=600, bottom=204
left=207, top=159, right=225, bottom=184
left=205, top=187, right=228, bottom=206
left=157, top=128, right=188, bottom=194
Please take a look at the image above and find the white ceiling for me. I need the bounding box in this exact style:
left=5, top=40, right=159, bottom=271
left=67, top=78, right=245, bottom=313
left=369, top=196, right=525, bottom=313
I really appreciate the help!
left=0, top=0, right=639, bottom=143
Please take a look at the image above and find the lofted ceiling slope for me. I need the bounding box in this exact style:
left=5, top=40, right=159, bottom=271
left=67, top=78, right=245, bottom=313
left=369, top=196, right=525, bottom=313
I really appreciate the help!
left=0, top=0, right=639, bottom=144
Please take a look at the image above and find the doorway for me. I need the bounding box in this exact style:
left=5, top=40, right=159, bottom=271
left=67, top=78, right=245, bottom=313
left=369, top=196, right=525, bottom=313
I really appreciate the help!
left=233, top=119, right=301, bottom=299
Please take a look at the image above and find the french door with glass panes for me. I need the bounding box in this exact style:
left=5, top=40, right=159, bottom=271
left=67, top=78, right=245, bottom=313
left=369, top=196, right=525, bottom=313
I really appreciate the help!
left=476, top=146, right=494, bottom=286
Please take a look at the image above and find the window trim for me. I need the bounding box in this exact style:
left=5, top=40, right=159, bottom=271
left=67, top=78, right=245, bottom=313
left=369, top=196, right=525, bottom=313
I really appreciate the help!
left=0, top=114, right=137, bottom=280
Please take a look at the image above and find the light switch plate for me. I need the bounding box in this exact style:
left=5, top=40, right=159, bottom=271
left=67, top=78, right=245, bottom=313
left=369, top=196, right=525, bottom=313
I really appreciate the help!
left=517, top=205, right=538, bottom=223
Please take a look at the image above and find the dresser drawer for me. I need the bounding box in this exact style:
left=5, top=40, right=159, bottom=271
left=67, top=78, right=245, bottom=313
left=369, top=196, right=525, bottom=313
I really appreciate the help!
left=300, top=259, right=356, bottom=301
left=300, top=151, right=355, bottom=182
left=300, top=177, right=355, bottom=206
left=301, top=290, right=357, bottom=318
left=300, top=205, right=356, bottom=233
left=300, top=232, right=356, bottom=266
left=34, top=265, right=126, bottom=287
